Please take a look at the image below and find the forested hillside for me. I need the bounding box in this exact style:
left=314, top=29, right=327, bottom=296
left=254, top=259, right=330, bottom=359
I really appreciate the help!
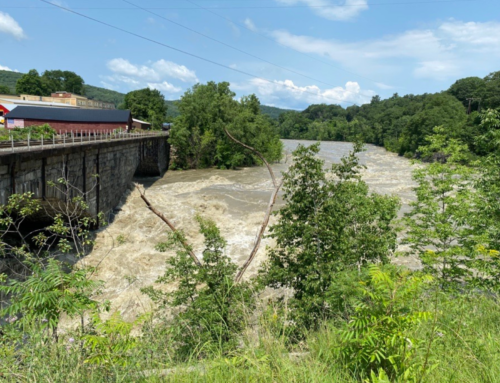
left=0, top=70, right=22, bottom=94
left=278, top=70, right=500, bottom=157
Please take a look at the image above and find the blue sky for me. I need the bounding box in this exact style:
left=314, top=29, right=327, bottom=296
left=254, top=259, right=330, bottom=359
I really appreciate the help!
left=0, top=0, right=499, bottom=109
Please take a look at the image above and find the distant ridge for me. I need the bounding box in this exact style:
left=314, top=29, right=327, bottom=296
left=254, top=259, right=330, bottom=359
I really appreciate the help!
left=0, top=70, right=291, bottom=120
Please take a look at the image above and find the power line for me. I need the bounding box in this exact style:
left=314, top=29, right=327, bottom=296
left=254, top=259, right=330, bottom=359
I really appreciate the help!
left=184, top=0, right=382, bottom=86
left=122, top=0, right=348, bottom=89
left=7, top=0, right=479, bottom=9
left=38, top=0, right=360, bottom=105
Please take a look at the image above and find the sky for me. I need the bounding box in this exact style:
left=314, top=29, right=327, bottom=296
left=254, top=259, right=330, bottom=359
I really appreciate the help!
left=0, top=0, right=499, bottom=109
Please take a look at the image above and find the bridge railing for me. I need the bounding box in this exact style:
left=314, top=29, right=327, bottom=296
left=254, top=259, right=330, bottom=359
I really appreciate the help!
left=0, top=130, right=169, bottom=153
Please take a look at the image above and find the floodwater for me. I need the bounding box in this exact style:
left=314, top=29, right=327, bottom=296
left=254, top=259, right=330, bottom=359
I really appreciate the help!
left=76, top=140, right=419, bottom=322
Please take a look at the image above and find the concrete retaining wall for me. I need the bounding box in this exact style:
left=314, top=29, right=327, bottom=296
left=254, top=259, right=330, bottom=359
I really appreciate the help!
left=0, top=136, right=170, bottom=217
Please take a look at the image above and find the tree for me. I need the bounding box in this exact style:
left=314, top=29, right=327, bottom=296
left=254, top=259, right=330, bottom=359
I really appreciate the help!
left=447, top=76, right=485, bottom=109
left=41, top=70, right=85, bottom=95
left=15, top=69, right=47, bottom=96
left=483, top=71, right=500, bottom=110
left=0, top=84, right=12, bottom=94
left=170, top=82, right=282, bottom=169
left=121, top=88, right=167, bottom=130
left=403, top=127, right=494, bottom=290
left=260, top=143, right=400, bottom=329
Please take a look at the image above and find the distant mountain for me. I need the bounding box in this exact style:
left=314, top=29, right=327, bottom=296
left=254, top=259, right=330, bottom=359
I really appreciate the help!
left=0, top=69, right=291, bottom=120
left=0, top=70, right=22, bottom=94
left=84, top=85, right=125, bottom=106
left=260, top=104, right=292, bottom=120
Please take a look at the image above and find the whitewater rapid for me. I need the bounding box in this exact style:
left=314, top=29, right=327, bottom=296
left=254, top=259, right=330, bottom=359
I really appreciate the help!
left=77, top=140, right=418, bottom=321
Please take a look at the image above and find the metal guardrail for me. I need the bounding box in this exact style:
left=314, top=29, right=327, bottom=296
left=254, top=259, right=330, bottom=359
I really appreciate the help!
left=0, top=130, right=169, bottom=153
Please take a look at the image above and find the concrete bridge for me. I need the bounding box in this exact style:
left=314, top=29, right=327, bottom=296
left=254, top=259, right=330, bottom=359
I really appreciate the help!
left=0, top=132, right=170, bottom=218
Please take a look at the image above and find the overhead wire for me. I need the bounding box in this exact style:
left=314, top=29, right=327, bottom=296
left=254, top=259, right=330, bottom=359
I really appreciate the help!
left=122, top=0, right=350, bottom=90
left=38, top=0, right=361, bottom=105
left=7, top=0, right=479, bottom=9
left=183, top=0, right=382, bottom=85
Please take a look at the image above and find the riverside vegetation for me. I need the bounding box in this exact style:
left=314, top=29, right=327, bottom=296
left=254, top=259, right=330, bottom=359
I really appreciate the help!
left=1, top=102, right=500, bottom=381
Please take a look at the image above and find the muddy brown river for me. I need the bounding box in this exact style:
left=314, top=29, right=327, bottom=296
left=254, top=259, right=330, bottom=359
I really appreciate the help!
left=76, top=140, right=419, bottom=322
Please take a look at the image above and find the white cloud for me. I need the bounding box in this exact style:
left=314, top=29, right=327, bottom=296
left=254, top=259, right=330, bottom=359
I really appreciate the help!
left=152, top=59, right=199, bottom=83
left=439, top=20, right=500, bottom=46
left=244, top=18, right=258, bottom=32
left=269, top=19, right=500, bottom=81
left=107, top=58, right=198, bottom=83
left=0, top=64, right=18, bottom=72
left=237, top=79, right=374, bottom=108
left=413, top=61, right=460, bottom=81
left=375, top=82, right=394, bottom=90
left=147, top=81, right=181, bottom=93
left=275, top=0, right=368, bottom=21
left=0, top=12, right=26, bottom=40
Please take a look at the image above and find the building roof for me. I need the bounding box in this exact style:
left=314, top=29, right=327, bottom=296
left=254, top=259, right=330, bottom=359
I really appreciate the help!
left=5, top=106, right=132, bottom=123
left=0, top=99, right=81, bottom=108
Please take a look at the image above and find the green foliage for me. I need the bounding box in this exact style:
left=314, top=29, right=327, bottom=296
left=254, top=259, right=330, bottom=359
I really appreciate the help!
left=403, top=127, right=500, bottom=291
left=0, top=259, right=99, bottom=334
left=84, top=84, right=125, bottom=107
left=261, top=143, right=400, bottom=330
left=83, top=312, right=145, bottom=367
left=41, top=70, right=85, bottom=95
left=339, top=265, right=435, bottom=382
left=0, top=124, right=57, bottom=141
left=0, top=69, right=23, bottom=92
left=170, top=82, right=282, bottom=169
left=447, top=76, right=485, bottom=109
left=121, top=88, right=167, bottom=130
left=143, top=216, right=255, bottom=358
left=0, top=84, right=12, bottom=94
left=116, top=234, right=127, bottom=245
left=15, top=69, right=47, bottom=96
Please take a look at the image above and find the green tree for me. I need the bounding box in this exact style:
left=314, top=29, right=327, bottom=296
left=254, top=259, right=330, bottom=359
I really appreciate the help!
left=170, top=82, right=281, bottom=169
left=41, top=70, right=85, bottom=95
left=0, top=84, right=12, bottom=94
left=483, top=71, right=500, bottom=110
left=447, top=76, right=486, bottom=109
left=121, top=88, right=167, bottom=130
left=403, top=127, right=494, bottom=290
left=15, top=69, right=47, bottom=96
left=143, top=216, right=255, bottom=358
left=260, top=143, right=400, bottom=329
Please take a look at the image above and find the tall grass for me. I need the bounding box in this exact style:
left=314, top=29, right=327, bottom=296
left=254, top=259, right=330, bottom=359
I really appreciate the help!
left=1, top=293, right=499, bottom=382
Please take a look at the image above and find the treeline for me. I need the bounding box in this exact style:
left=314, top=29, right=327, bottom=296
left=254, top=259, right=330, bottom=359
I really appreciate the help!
left=278, top=70, right=500, bottom=157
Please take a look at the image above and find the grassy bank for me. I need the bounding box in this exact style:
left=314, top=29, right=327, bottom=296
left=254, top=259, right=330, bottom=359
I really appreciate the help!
left=1, top=292, right=499, bottom=382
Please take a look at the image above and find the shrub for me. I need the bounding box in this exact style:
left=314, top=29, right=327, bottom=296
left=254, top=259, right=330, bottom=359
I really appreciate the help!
left=339, top=265, right=435, bottom=382
left=143, top=216, right=255, bottom=359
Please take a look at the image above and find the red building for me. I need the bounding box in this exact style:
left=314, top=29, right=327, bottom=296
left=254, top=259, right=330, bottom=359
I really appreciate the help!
left=0, top=103, right=16, bottom=117
left=5, top=106, right=132, bottom=132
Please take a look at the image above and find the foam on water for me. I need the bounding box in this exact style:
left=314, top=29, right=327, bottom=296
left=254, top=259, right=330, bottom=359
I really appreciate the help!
left=74, top=140, right=419, bottom=322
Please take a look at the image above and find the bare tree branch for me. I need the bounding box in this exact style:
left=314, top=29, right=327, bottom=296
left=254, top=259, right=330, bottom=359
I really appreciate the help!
left=224, top=128, right=278, bottom=188
left=224, top=128, right=283, bottom=282
left=134, top=184, right=202, bottom=267
left=235, top=178, right=283, bottom=283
